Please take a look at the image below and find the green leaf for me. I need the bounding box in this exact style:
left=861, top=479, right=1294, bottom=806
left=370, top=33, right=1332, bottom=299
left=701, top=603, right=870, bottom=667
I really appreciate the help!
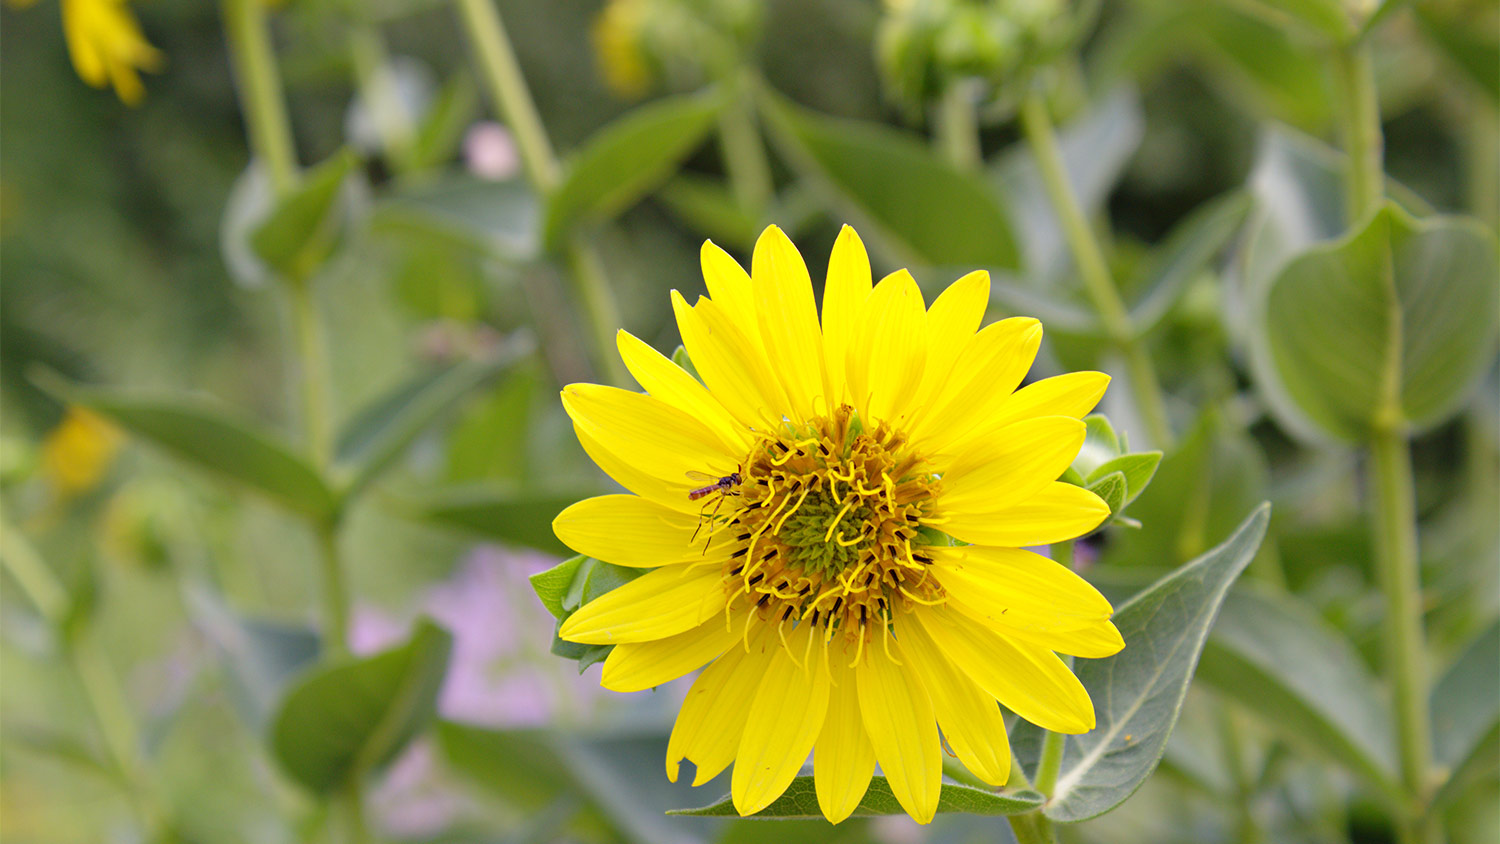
left=993, top=89, right=1143, bottom=278
left=370, top=176, right=539, bottom=261
left=54, top=382, right=336, bottom=522
left=1128, top=191, right=1252, bottom=334
left=250, top=149, right=362, bottom=282
left=333, top=353, right=523, bottom=501
left=1011, top=505, right=1271, bottom=822
left=1196, top=588, right=1400, bottom=799
left=436, top=722, right=578, bottom=811
left=543, top=90, right=724, bottom=251
left=533, top=556, right=643, bottom=673
left=657, top=173, right=760, bottom=253
left=669, top=775, right=1043, bottom=818
left=1087, top=453, right=1162, bottom=506
left=406, top=486, right=584, bottom=556
left=409, top=73, right=479, bottom=171
left=1086, top=471, right=1127, bottom=516
left=270, top=619, right=452, bottom=794
left=188, top=589, right=321, bottom=733
left=1415, top=3, right=1500, bottom=105
left=1252, top=203, right=1499, bottom=442
left=531, top=555, right=589, bottom=620
left=761, top=92, right=1018, bottom=270
left=1431, top=620, right=1500, bottom=807
left=1246, top=0, right=1354, bottom=41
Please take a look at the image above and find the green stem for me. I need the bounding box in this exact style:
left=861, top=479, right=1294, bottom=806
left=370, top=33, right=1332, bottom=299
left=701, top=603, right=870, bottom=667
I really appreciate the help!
left=1332, top=42, right=1384, bottom=223
left=339, top=777, right=369, bottom=844
left=290, top=282, right=333, bottom=467
left=936, top=81, right=982, bottom=171
left=348, top=23, right=416, bottom=172
left=222, top=0, right=298, bottom=195
left=453, top=0, right=627, bottom=386
left=1033, top=730, right=1066, bottom=798
left=1370, top=425, right=1436, bottom=842
left=1005, top=719, right=1058, bottom=844
left=1217, top=708, right=1263, bottom=844
left=1018, top=90, right=1173, bottom=448
left=717, top=86, right=774, bottom=213
left=316, top=523, right=350, bottom=657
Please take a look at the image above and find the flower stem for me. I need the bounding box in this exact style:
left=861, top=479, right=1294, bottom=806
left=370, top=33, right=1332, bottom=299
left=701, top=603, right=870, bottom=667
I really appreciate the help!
left=1331, top=42, right=1384, bottom=224
left=1018, top=90, right=1172, bottom=448
left=316, top=522, right=350, bottom=657
left=453, top=0, right=627, bottom=386
left=222, top=0, right=298, bottom=195
left=717, top=84, right=775, bottom=213
left=289, top=282, right=333, bottom=467
left=936, top=81, right=982, bottom=171
left=1370, top=425, right=1437, bottom=843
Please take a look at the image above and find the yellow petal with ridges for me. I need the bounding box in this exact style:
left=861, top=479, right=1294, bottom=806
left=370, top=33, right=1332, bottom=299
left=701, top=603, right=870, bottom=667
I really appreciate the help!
left=943, top=482, right=1110, bottom=547
left=856, top=641, right=941, bottom=824
left=916, top=605, right=1095, bottom=734
left=821, top=226, right=872, bottom=407
left=617, top=330, right=750, bottom=454
left=940, top=416, right=1085, bottom=515
left=908, top=317, right=1042, bottom=456
left=930, top=545, right=1113, bottom=632
left=852, top=270, right=928, bottom=427
left=574, top=425, right=697, bottom=515
left=946, top=372, right=1111, bottom=457
left=752, top=226, right=826, bottom=422
left=701, top=241, right=761, bottom=348
left=733, top=625, right=832, bottom=815
left=668, top=620, right=776, bottom=785
left=898, top=617, right=1011, bottom=786
left=911, top=270, right=989, bottom=413
left=558, top=563, right=728, bottom=644
left=672, top=291, right=788, bottom=430
left=600, top=616, right=740, bottom=692
left=553, top=494, right=732, bottom=566
left=815, top=652, right=875, bottom=824
left=1001, top=618, right=1126, bottom=659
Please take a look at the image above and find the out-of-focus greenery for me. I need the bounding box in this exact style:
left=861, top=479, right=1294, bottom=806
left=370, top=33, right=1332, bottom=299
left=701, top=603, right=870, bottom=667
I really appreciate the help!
left=1, top=0, right=1496, bottom=843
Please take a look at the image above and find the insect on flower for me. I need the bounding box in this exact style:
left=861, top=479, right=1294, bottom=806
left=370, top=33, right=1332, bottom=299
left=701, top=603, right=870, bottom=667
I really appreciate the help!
left=686, top=469, right=741, bottom=548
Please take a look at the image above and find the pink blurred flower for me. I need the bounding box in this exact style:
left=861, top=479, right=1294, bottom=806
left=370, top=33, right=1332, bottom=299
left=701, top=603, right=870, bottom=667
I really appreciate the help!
left=463, top=122, right=520, bottom=181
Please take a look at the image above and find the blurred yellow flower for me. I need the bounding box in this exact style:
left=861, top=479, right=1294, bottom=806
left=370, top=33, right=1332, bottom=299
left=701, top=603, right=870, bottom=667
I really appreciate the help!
left=592, top=0, right=651, bottom=99
left=42, top=407, right=124, bottom=496
left=60, top=0, right=164, bottom=105
left=553, top=225, right=1121, bottom=823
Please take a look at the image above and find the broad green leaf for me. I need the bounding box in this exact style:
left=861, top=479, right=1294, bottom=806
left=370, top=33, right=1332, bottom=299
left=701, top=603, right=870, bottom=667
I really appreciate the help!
left=670, top=775, right=1044, bottom=818
left=436, top=722, right=578, bottom=811
left=57, top=383, right=336, bottom=522
left=1246, top=0, right=1353, bottom=41
left=1128, top=191, right=1252, bottom=334
left=1087, top=471, right=1128, bottom=516
left=762, top=92, right=1018, bottom=270
left=1087, top=453, right=1162, bottom=506
left=409, top=74, right=479, bottom=171
left=1414, top=3, right=1499, bottom=105
left=1432, top=620, right=1500, bottom=807
left=543, top=90, right=724, bottom=250
left=536, top=556, right=643, bottom=673
left=188, top=589, right=321, bottom=732
left=1011, top=504, right=1271, bottom=822
left=993, top=89, right=1143, bottom=278
left=370, top=176, right=539, bottom=261
left=657, top=173, right=760, bottom=253
left=1196, top=588, right=1400, bottom=799
left=407, top=486, right=584, bottom=556
left=1190, top=8, right=1335, bottom=129
left=532, top=555, right=590, bottom=620
left=250, top=149, right=362, bottom=282
left=1253, top=204, right=1499, bottom=443
left=444, top=364, right=542, bottom=483
left=270, top=619, right=451, bottom=794
left=332, top=353, right=522, bottom=501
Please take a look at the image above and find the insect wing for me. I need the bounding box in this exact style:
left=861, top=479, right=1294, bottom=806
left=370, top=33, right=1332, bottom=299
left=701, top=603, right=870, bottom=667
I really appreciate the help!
left=684, top=470, right=720, bottom=483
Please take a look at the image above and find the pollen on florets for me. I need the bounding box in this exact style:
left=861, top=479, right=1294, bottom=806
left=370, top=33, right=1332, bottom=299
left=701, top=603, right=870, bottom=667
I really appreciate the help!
left=705, top=405, right=945, bottom=657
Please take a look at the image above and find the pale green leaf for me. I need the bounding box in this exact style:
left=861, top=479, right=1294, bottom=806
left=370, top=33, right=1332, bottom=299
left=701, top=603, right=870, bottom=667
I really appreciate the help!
left=1432, top=620, right=1500, bottom=807
left=251, top=150, right=362, bottom=282
left=406, top=486, right=585, bottom=556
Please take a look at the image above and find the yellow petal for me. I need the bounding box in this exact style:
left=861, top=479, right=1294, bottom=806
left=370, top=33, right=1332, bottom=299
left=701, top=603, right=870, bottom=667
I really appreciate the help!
left=600, top=616, right=741, bottom=692
left=930, top=545, right=1113, bottom=633
left=733, top=625, right=831, bottom=815
left=910, top=270, right=989, bottom=413
left=815, top=653, right=875, bottom=823
left=752, top=226, right=826, bottom=422
left=617, top=330, right=750, bottom=454
left=916, top=605, right=1095, bottom=734
left=563, top=383, right=739, bottom=503
left=948, top=372, right=1111, bottom=455
left=898, top=617, right=1011, bottom=786
left=856, top=641, right=941, bottom=824
left=701, top=241, right=760, bottom=348
left=558, top=563, right=727, bottom=644
left=1002, top=619, right=1126, bottom=659
left=821, top=226, right=872, bottom=408
left=940, top=416, right=1085, bottom=515
left=668, top=620, right=776, bottom=785
left=672, top=291, right=788, bottom=430
left=851, top=270, right=928, bottom=427
left=907, top=317, right=1042, bottom=455
left=553, top=494, right=733, bottom=566
left=943, top=481, right=1110, bottom=547
left=574, top=424, right=696, bottom=515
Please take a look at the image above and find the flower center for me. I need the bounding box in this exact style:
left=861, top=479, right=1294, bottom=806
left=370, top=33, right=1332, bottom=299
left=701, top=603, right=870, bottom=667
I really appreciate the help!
left=709, top=405, right=944, bottom=656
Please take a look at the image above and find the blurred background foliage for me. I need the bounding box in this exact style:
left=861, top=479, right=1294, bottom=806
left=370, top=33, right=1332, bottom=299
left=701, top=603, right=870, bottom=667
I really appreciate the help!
left=0, top=0, right=1496, bottom=843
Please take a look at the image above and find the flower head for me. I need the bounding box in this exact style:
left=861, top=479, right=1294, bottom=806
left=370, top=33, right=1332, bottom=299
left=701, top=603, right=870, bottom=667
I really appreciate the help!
left=60, top=0, right=164, bottom=106
left=42, top=406, right=123, bottom=496
left=553, top=225, right=1121, bottom=824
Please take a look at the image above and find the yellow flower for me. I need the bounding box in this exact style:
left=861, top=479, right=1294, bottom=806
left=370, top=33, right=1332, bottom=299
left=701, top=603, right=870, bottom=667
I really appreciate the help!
left=553, top=225, right=1121, bottom=824
left=42, top=406, right=123, bottom=496
left=60, top=0, right=164, bottom=106
left=591, top=0, right=652, bottom=99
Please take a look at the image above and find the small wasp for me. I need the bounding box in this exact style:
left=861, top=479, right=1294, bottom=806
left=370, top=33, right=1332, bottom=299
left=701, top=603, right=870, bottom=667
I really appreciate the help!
left=686, top=469, right=741, bottom=549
